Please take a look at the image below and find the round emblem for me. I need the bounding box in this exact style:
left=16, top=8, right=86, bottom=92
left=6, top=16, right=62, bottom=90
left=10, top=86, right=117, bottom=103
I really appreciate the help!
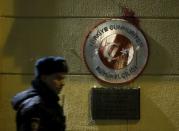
left=83, top=19, right=148, bottom=84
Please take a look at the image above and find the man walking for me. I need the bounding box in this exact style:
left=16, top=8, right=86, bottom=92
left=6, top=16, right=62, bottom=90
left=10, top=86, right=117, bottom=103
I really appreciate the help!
left=11, top=56, right=68, bottom=131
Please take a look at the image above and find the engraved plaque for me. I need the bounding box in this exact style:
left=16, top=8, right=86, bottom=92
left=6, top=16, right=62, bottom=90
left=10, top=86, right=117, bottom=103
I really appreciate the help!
left=90, top=88, right=140, bottom=120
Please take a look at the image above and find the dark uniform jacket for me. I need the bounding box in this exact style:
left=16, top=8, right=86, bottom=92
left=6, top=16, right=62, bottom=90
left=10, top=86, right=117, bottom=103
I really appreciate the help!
left=11, top=79, right=66, bottom=131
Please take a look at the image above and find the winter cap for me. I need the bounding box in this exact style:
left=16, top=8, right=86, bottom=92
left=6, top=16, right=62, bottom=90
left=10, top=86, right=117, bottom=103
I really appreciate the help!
left=35, top=56, right=68, bottom=77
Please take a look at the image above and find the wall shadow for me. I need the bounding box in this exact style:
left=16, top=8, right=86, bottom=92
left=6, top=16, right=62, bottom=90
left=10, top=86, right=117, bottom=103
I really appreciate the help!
left=143, top=34, right=173, bottom=75
left=2, top=1, right=66, bottom=84
left=128, top=91, right=176, bottom=131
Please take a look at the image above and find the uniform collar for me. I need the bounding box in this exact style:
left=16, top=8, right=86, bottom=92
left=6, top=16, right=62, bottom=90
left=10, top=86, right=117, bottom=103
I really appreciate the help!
left=31, top=78, right=59, bottom=102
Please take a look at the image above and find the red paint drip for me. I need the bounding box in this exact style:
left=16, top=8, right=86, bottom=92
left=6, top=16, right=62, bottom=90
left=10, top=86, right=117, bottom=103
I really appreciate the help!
left=120, top=7, right=140, bottom=28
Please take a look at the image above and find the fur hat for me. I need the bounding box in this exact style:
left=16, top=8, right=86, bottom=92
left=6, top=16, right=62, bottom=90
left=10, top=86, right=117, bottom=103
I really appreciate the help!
left=35, top=56, right=68, bottom=77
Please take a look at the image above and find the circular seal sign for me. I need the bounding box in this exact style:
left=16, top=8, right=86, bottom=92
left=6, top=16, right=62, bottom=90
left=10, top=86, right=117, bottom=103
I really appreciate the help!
left=83, top=19, right=148, bottom=84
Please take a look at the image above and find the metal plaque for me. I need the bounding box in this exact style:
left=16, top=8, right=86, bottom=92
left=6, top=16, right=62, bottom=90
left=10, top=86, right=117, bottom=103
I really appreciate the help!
left=83, top=19, right=148, bottom=84
left=90, top=88, right=140, bottom=120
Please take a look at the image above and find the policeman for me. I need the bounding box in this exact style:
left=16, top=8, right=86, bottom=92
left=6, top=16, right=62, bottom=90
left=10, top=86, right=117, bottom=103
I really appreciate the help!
left=11, top=56, right=68, bottom=131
